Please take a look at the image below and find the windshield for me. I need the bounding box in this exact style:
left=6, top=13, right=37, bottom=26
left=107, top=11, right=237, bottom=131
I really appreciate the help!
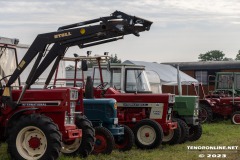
left=125, top=69, right=151, bottom=92
left=0, top=47, right=19, bottom=87
left=216, top=73, right=240, bottom=90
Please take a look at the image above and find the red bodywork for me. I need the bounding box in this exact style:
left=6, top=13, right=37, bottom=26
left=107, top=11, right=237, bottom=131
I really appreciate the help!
left=0, top=88, right=82, bottom=141
left=94, top=87, right=177, bottom=133
left=195, top=83, right=240, bottom=117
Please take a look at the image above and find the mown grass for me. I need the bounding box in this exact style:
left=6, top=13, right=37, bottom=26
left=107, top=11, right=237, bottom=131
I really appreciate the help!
left=1, top=120, right=240, bottom=160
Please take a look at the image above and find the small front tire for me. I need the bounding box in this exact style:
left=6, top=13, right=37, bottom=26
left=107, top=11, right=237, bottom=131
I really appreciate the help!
left=133, top=119, right=163, bottom=149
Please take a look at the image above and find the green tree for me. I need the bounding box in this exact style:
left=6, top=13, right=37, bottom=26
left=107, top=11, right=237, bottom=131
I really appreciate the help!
left=235, top=50, right=240, bottom=60
left=110, top=54, right=121, bottom=63
left=198, top=50, right=226, bottom=61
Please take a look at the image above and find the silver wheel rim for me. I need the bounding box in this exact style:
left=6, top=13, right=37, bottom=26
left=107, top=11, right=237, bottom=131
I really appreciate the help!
left=137, top=125, right=156, bottom=145
left=163, top=129, right=174, bottom=142
left=61, top=138, right=81, bottom=153
left=16, top=126, right=47, bottom=160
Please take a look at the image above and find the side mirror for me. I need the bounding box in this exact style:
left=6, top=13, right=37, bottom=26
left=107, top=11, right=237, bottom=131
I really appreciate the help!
left=81, top=60, right=88, bottom=71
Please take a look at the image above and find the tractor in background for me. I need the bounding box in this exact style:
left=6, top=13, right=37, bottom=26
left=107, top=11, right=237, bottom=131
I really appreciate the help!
left=92, top=61, right=180, bottom=148
left=63, top=54, right=180, bottom=149
left=54, top=55, right=134, bottom=154
left=94, top=62, right=201, bottom=144
left=198, top=72, right=240, bottom=124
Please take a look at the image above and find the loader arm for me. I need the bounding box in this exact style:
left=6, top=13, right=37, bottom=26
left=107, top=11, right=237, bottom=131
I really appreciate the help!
left=1, top=10, right=152, bottom=109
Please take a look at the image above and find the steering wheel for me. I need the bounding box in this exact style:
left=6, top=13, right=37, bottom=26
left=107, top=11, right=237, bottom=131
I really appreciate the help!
left=96, top=82, right=108, bottom=89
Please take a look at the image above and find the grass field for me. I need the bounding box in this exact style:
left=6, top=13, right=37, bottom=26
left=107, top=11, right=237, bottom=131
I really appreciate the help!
left=1, top=120, right=239, bottom=160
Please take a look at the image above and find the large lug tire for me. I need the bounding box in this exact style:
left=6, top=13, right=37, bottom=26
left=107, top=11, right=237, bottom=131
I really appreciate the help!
left=199, top=104, right=213, bottom=123
left=7, top=114, right=61, bottom=160
left=93, top=126, right=115, bottom=155
left=231, top=111, right=240, bottom=125
left=173, top=118, right=189, bottom=144
left=133, top=119, right=163, bottom=149
left=115, top=124, right=134, bottom=152
left=61, top=115, right=95, bottom=157
left=162, top=122, right=181, bottom=145
left=188, top=124, right=202, bottom=141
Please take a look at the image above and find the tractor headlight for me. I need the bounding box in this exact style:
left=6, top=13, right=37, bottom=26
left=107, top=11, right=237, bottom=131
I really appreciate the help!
left=70, top=102, right=76, bottom=114
left=113, top=118, right=118, bottom=125
left=168, top=94, right=175, bottom=103
left=70, top=89, right=78, bottom=100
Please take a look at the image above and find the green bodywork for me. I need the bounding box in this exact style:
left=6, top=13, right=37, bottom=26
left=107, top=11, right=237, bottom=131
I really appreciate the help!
left=83, top=98, right=124, bottom=136
left=173, top=95, right=199, bottom=125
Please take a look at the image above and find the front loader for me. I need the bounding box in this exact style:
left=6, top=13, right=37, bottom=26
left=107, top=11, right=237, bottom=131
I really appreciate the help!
left=0, top=11, right=152, bottom=159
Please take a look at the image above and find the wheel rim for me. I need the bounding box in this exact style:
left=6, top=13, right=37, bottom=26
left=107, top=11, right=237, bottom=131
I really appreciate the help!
left=162, top=130, right=174, bottom=142
left=61, top=138, right=81, bottom=153
left=137, top=125, right=156, bottom=145
left=94, top=134, right=108, bottom=153
left=16, top=126, right=47, bottom=160
left=115, top=134, right=129, bottom=149
left=232, top=113, right=240, bottom=124
left=199, top=108, right=208, bottom=123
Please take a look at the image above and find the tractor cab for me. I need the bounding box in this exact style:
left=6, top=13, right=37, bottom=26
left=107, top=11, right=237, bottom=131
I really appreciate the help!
left=0, top=37, right=20, bottom=89
left=93, top=63, right=152, bottom=94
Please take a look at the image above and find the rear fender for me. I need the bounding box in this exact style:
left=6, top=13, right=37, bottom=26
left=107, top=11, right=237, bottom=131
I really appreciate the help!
left=4, top=108, right=39, bottom=137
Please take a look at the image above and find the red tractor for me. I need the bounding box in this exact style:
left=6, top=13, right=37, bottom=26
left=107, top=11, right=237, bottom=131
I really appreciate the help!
left=0, top=10, right=152, bottom=159
left=0, top=37, right=82, bottom=160
left=198, top=72, right=240, bottom=124
left=60, top=54, right=180, bottom=149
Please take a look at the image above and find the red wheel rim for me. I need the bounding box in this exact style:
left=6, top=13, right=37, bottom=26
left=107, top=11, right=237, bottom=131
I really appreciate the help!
left=199, top=108, right=207, bottom=122
left=115, top=134, right=129, bottom=149
left=94, top=134, right=107, bottom=153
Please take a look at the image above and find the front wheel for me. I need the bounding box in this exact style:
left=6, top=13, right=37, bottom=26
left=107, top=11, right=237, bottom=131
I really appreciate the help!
left=93, top=127, right=115, bottom=155
left=231, top=111, right=240, bottom=125
left=162, top=123, right=181, bottom=145
left=188, top=124, right=202, bottom=141
left=7, top=114, right=61, bottom=160
left=115, top=124, right=134, bottom=152
left=174, top=118, right=189, bottom=144
left=61, top=115, right=95, bottom=157
left=199, top=104, right=213, bottom=123
left=133, top=119, right=163, bottom=149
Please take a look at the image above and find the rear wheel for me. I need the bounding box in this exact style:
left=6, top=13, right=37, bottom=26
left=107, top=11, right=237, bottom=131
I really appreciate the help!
left=115, top=125, right=134, bottom=152
left=93, top=127, right=114, bottom=155
left=162, top=125, right=181, bottom=145
left=133, top=119, right=163, bottom=149
left=231, top=111, right=240, bottom=125
left=7, top=114, right=61, bottom=160
left=61, top=115, right=95, bottom=157
left=199, top=104, right=213, bottom=123
left=174, top=118, right=189, bottom=144
left=188, top=124, right=202, bottom=141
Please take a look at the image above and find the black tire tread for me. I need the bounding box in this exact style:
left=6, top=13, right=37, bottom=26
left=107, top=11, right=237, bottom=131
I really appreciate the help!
left=93, top=126, right=115, bottom=155
left=174, top=118, right=189, bottom=144
left=199, top=103, right=213, bottom=123
left=7, top=114, right=61, bottom=160
left=188, top=124, right=202, bottom=141
left=115, top=124, right=134, bottom=152
left=75, top=115, right=95, bottom=157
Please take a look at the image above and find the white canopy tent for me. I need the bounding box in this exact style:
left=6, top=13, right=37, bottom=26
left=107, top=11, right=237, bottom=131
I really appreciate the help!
left=124, top=60, right=198, bottom=85
left=123, top=60, right=198, bottom=94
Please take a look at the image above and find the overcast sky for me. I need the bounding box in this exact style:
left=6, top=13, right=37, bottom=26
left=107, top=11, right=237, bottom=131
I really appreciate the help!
left=1, top=0, right=240, bottom=62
